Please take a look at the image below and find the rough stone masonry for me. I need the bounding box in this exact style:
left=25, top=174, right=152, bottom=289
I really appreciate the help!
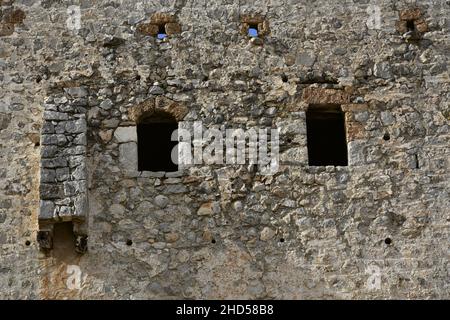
left=0, top=0, right=449, bottom=299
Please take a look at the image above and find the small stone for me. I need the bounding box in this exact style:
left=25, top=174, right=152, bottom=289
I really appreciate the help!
left=109, top=203, right=125, bottom=216
left=149, top=85, right=164, bottom=95
left=233, top=201, right=243, bottom=211
left=154, top=195, right=169, bottom=208
left=55, top=167, right=70, bottom=181
left=296, top=52, right=316, bottom=66
left=373, top=62, right=392, bottom=79
left=65, top=118, right=87, bottom=133
left=197, top=201, right=220, bottom=216
left=43, top=111, right=68, bottom=121
left=63, top=87, right=88, bottom=98
left=99, top=99, right=113, bottom=110
left=381, top=111, right=395, bottom=125
left=165, top=232, right=179, bottom=243
left=41, top=169, right=56, bottom=183
left=39, top=201, right=55, bottom=220
left=260, top=227, right=276, bottom=241
left=99, top=129, right=113, bottom=143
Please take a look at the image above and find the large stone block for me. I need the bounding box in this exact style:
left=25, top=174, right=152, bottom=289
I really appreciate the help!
left=114, top=126, right=137, bottom=143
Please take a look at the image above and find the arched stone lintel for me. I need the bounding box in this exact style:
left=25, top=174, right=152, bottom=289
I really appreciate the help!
left=129, top=97, right=188, bottom=123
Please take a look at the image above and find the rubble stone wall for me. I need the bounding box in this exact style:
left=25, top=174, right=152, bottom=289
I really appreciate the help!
left=0, top=0, right=448, bottom=299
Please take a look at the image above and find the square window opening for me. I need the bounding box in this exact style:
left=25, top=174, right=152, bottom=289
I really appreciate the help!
left=306, top=104, right=348, bottom=166
left=157, top=24, right=167, bottom=39
left=248, top=24, right=259, bottom=37
left=137, top=114, right=178, bottom=172
left=406, top=20, right=415, bottom=32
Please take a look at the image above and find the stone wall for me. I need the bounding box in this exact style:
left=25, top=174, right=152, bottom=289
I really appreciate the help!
left=0, top=0, right=448, bottom=299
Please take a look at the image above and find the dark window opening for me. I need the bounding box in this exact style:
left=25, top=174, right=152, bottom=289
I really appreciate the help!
left=157, top=24, right=167, bottom=39
left=248, top=24, right=258, bottom=37
left=137, top=111, right=178, bottom=172
left=406, top=20, right=415, bottom=32
left=53, top=222, right=78, bottom=259
left=306, top=104, right=348, bottom=166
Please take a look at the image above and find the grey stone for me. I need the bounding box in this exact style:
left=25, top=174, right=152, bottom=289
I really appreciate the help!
left=40, top=169, right=56, bottom=183
left=154, top=195, right=169, bottom=208
left=64, top=87, right=88, bottom=98
left=381, top=111, right=395, bottom=125
left=99, top=99, right=113, bottom=110
left=0, top=113, right=11, bottom=131
left=39, top=200, right=55, bottom=220
left=119, top=142, right=138, bottom=173
left=65, top=119, right=87, bottom=133
left=149, top=85, right=164, bottom=95
left=260, top=227, right=276, bottom=241
left=55, top=167, right=70, bottom=181
left=43, top=111, right=68, bottom=121
left=114, top=126, right=137, bottom=143
left=374, top=62, right=393, bottom=79
left=296, top=52, right=316, bottom=66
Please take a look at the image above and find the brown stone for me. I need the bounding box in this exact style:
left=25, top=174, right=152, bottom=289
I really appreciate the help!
left=395, top=20, right=407, bottom=34
left=137, top=23, right=158, bottom=36
left=240, top=14, right=264, bottom=24
left=345, top=120, right=365, bottom=141
left=165, top=22, right=181, bottom=35
left=128, top=97, right=188, bottom=122
left=3, top=9, right=25, bottom=24
left=302, top=87, right=350, bottom=105
left=414, top=19, right=428, bottom=33
left=150, top=12, right=176, bottom=25
left=165, top=232, right=179, bottom=243
left=399, top=8, right=422, bottom=21
left=259, top=20, right=270, bottom=36
left=0, top=23, right=14, bottom=36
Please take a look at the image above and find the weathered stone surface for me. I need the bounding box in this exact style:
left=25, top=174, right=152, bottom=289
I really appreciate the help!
left=154, top=195, right=169, bottom=208
left=197, top=201, right=220, bottom=216
left=119, top=142, right=138, bottom=172
left=260, top=227, right=276, bottom=241
left=1, top=0, right=448, bottom=301
left=114, top=126, right=137, bottom=143
left=301, top=87, right=350, bottom=105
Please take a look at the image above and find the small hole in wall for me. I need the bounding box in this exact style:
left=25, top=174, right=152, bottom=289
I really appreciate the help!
left=406, top=20, right=415, bottom=32
left=384, top=237, right=392, bottom=245
left=248, top=24, right=258, bottom=37
left=135, top=75, right=141, bottom=81
left=383, top=133, right=390, bottom=141
left=202, top=75, right=209, bottom=82
left=36, top=76, right=42, bottom=83
left=126, top=239, right=133, bottom=246
left=281, top=74, right=288, bottom=82
left=415, top=154, right=420, bottom=169
left=286, top=138, right=292, bottom=144
left=157, top=24, right=167, bottom=39
left=211, top=239, right=216, bottom=244
left=25, top=240, right=31, bottom=246
left=35, top=141, right=40, bottom=147
left=279, top=238, right=285, bottom=243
